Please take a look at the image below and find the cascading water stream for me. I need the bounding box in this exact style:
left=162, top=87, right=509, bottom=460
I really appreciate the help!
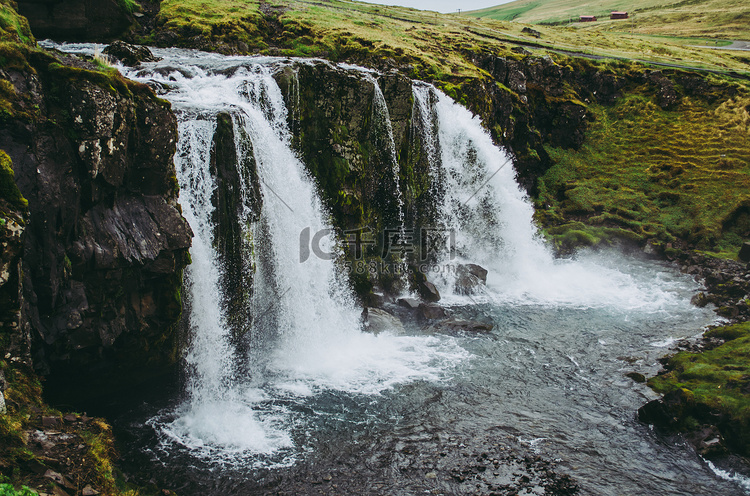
left=368, top=74, right=406, bottom=236
left=411, top=82, right=692, bottom=310
left=43, top=44, right=747, bottom=496
left=120, top=53, right=467, bottom=463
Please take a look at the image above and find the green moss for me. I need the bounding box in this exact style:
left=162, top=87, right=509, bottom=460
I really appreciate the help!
left=0, top=483, right=34, bottom=495
left=648, top=321, right=750, bottom=452
left=543, top=221, right=644, bottom=253
left=0, top=1, right=33, bottom=45
left=0, top=151, right=27, bottom=211
left=536, top=85, right=750, bottom=251
left=79, top=421, right=117, bottom=492
left=45, top=62, right=130, bottom=96
left=117, top=0, right=140, bottom=14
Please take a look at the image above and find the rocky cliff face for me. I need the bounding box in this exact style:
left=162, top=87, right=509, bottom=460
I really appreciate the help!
left=280, top=63, right=413, bottom=229
left=16, top=0, right=134, bottom=41
left=0, top=46, right=191, bottom=394
left=274, top=62, right=428, bottom=294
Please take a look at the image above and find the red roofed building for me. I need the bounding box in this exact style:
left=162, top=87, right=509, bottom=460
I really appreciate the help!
left=611, top=11, right=629, bottom=19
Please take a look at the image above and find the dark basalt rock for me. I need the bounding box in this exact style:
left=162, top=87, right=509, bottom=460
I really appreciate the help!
left=454, top=263, right=488, bottom=295
left=675, top=250, right=750, bottom=322
left=435, top=318, right=494, bottom=334
left=274, top=61, right=415, bottom=236
left=647, top=70, right=678, bottom=109
left=17, top=0, right=133, bottom=42
left=0, top=48, right=191, bottom=394
left=418, top=280, right=441, bottom=302
left=209, top=112, right=261, bottom=346
left=739, top=241, right=750, bottom=262
left=418, top=302, right=447, bottom=320
left=364, top=307, right=405, bottom=335
left=397, top=297, right=420, bottom=309
left=638, top=387, right=734, bottom=457
left=103, top=40, right=159, bottom=66
left=625, top=372, right=646, bottom=383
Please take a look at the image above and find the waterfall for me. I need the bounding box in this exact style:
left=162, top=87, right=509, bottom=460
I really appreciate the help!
left=368, top=74, right=406, bottom=235
left=121, top=54, right=466, bottom=463
left=411, top=83, right=690, bottom=309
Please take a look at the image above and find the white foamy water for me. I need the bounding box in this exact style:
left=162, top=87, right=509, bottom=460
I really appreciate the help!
left=44, top=43, right=746, bottom=496
left=411, top=83, right=704, bottom=313
left=120, top=52, right=468, bottom=463
left=706, top=460, right=750, bottom=493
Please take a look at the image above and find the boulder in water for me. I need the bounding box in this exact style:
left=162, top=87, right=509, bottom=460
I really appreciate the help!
left=418, top=279, right=441, bottom=302
left=103, top=41, right=160, bottom=66
left=625, top=372, right=646, bottom=383
left=454, top=263, right=488, bottom=295
left=397, top=297, right=420, bottom=309
left=434, top=318, right=493, bottom=334
left=364, top=307, right=405, bottom=335
left=418, top=303, right=448, bottom=320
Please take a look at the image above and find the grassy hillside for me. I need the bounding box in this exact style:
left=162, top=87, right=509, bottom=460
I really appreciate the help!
left=149, top=0, right=750, bottom=75
left=465, top=0, right=750, bottom=41
left=150, top=0, right=750, bottom=255
left=536, top=70, right=750, bottom=254
left=0, top=0, right=33, bottom=44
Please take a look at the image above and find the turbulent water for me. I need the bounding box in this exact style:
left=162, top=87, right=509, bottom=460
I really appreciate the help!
left=49, top=44, right=750, bottom=495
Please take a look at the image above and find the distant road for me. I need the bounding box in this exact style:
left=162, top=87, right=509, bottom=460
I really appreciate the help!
left=465, top=27, right=750, bottom=80
left=692, top=40, right=750, bottom=51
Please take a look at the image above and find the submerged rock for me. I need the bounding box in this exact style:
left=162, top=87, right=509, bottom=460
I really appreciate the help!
left=432, top=318, right=494, bottom=334
left=397, top=297, right=420, bottom=309
left=625, top=372, right=646, bottom=383
left=364, top=307, right=405, bottom=335
left=418, top=303, right=448, bottom=320
left=103, top=41, right=159, bottom=66
left=454, top=263, right=488, bottom=295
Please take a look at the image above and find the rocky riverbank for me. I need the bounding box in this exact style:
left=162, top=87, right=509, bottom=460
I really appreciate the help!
left=636, top=246, right=750, bottom=459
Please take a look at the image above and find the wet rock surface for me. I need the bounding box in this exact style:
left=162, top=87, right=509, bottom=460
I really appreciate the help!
left=0, top=47, right=191, bottom=395
left=638, top=249, right=750, bottom=459
left=125, top=424, right=579, bottom=496
left=673, top=250, right=750, bottom=322
left=364, top=307, right=406, bottom=335
left=16, top=412, right=112, bottom=496
left=103, top=40, right=159, bottom=66
left=267, top=435, right=578, bottom=496
left=17, top=0, right=133, bottom=42
left=454, top=263, right=488, bottom=295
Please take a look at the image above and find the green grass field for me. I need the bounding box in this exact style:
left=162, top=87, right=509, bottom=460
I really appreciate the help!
left=151, top=0, right=750, bottom=77
left=537, top=73, right=750, bottom=253
left=465, top=0, right=750, bottom=41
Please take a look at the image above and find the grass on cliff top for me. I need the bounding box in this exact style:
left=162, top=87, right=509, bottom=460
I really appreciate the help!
left=537, top=82, right=750, bottom=254
left=648, top=321, right=750, bottom=427
left=153, top=0, right=750, bottom=76
left=0, top=0, right=33, bottom=45
left=157, top=0, right=265, bottom=46
left=465, top=0, right=750, bottom=41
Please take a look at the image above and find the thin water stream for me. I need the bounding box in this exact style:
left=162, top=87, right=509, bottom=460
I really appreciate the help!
left=48, top=44, right=750, bottom=495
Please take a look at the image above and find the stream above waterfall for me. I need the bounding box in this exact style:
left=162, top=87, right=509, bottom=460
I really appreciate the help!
left=47, top=43, right=750, bottom=495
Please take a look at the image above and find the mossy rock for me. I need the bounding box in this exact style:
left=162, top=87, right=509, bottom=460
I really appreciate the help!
left=0, top=151, right=26, bottom=211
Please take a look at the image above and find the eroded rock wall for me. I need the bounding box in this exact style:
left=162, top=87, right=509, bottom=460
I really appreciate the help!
left=0, top=47, right=191, bottom=393
left=16, top=0, right=133, bottom=41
